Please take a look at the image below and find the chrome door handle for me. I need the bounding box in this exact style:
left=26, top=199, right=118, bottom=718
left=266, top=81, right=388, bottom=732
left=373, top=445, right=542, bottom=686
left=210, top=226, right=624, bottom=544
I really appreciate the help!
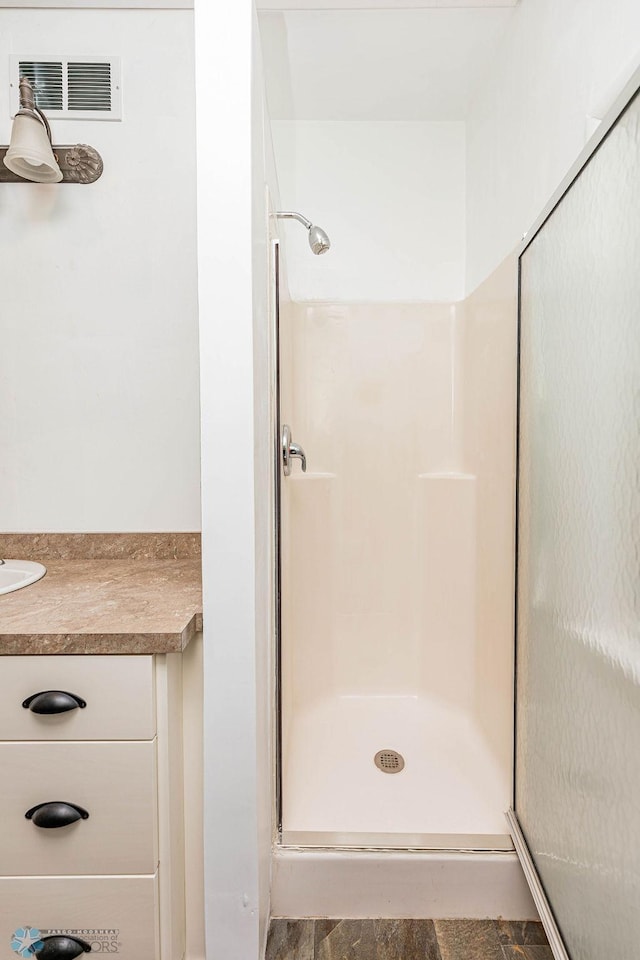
left=282, top=424, right=307, bottom=476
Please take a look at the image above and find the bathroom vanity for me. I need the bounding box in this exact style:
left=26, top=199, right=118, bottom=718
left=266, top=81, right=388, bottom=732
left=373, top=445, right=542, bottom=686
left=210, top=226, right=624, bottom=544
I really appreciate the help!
left=0, top=536, right=203, bottom=960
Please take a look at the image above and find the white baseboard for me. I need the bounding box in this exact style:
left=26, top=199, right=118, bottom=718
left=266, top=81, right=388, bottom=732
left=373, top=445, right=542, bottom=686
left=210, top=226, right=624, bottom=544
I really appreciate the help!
left=271, top=847, right=537, bottom=919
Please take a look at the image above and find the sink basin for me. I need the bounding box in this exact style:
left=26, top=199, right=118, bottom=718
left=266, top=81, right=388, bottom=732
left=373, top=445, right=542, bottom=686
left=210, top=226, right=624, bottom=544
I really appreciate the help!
left=0, top=560, right=47, bottom=596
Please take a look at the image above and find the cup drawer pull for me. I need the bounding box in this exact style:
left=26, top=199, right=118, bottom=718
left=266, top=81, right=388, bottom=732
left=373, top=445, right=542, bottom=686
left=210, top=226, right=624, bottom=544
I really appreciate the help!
left=25, top=802, right=90, bottom=829
left=22, top=691, right=87, bottom=714
left=34, top=935, right=92, bottom=958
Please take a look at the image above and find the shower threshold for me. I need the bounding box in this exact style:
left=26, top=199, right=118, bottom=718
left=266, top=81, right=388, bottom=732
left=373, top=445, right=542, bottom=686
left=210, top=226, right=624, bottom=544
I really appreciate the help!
left=280, top=830, right=513, bottom=851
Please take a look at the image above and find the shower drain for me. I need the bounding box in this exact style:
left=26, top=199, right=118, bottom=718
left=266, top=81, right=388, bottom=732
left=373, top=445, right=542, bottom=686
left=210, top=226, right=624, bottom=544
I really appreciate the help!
left=374, top=749, right=405, bottom=773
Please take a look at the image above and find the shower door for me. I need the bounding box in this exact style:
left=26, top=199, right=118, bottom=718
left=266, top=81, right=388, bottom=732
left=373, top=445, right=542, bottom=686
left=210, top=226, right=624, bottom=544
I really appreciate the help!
left=513, top=85, right=640, bottom=959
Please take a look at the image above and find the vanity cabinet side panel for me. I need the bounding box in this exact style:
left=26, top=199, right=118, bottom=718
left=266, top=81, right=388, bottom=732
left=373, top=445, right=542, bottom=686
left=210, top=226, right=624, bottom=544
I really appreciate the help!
left=182, top=631, right=204, bottom=959
left=156, top=652, right=186, bottom=960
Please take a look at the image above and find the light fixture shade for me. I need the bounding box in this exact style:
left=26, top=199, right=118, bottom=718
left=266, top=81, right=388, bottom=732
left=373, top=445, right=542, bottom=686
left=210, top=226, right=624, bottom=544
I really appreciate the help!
left=3, top=113, right=62, bottom=183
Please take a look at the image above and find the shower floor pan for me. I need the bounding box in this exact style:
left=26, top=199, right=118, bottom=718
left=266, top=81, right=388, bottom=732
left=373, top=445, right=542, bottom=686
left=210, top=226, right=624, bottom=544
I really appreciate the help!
left=281, top=694, right=511, bottom=850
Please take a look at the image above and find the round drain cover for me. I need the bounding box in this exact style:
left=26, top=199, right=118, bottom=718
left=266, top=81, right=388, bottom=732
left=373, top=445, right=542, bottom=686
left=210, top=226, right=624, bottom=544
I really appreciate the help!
left=374, top=749, right=405, bottom=773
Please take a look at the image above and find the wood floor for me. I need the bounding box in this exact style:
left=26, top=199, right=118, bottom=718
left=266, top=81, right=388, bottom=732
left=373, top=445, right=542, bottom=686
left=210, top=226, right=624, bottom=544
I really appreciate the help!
left=266, top=919, right=552, bottom=960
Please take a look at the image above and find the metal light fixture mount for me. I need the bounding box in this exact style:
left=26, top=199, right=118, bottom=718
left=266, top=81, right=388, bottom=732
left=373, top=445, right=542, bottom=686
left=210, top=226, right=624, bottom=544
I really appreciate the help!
left=0, top=77, right=103, bottom=184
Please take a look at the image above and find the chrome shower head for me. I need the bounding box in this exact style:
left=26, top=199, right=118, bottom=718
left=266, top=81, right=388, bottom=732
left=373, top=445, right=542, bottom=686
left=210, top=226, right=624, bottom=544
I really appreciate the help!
left=275, top=211, right=331, bottom=256
left=308, top=223, right=331, bottom=255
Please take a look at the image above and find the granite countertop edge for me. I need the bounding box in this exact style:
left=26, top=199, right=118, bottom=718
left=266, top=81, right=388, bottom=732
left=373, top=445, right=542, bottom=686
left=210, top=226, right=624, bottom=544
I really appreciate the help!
left=0, top=618, right=197, bottom=656
left=0, top=558, right=203, bottom=657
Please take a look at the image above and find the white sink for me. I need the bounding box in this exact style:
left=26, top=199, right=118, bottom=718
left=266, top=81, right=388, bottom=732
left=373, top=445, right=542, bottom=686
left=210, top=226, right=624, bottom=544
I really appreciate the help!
left=0, top=559, right=47, bottom=596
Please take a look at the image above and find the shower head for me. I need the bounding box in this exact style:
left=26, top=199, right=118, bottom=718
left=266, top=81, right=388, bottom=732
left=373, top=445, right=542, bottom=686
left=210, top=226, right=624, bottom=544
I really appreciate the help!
left=275, top=211, right=331, bottom=256
left=308, top=223, right=331, bottom=255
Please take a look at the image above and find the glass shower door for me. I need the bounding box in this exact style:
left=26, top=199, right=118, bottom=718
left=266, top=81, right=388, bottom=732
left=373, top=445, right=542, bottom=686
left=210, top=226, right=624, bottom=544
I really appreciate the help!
left=514, top=87, right=640, bottom=959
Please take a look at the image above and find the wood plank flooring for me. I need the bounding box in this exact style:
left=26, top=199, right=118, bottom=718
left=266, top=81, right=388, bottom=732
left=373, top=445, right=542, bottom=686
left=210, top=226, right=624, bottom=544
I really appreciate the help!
left=266, top=919, right=552, bottom=960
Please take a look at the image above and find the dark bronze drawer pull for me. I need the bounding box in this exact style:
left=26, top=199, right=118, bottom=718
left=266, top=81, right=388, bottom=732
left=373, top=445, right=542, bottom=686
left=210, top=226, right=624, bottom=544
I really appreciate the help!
left=25, top=801, right=89, bottom=829
left=22, top=691, right=87, bottom=714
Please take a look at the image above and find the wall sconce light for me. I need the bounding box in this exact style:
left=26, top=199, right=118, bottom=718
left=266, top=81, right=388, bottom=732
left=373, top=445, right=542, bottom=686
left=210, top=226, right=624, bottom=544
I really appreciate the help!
left=0, top=77, right=103, bottom=184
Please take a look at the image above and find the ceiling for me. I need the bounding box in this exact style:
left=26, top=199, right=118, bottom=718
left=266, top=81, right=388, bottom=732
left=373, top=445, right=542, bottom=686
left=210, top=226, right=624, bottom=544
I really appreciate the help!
left=259, top=7, right=516, bottom=121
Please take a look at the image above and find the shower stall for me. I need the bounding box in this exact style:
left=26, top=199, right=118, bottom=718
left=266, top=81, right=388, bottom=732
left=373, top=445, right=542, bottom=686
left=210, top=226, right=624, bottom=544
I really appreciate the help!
left=262, top=17, right=640, bottom=943
left=263, top=6, right=519, bottom=870
left=277, top=290, right=516, bottom=850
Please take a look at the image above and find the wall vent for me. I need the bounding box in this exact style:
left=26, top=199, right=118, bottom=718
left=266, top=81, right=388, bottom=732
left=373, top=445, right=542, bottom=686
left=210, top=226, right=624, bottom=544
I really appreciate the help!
left=10, top=56, right=121, bottom=121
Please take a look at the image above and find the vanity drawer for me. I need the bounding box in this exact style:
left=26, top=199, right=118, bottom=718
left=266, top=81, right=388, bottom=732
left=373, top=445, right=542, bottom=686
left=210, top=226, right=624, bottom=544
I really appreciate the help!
left=0, top=655, right=155, bottom=740
left=0, top=741, right=157, bottom=876
left=0, top=873, right=159, bottom=960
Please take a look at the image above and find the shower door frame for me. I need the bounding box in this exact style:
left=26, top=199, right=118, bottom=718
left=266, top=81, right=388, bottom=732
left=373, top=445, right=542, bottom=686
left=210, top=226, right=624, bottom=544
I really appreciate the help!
left=507, top=65, right=640, bottom=960
left=272, top=236, right=284, bottom=838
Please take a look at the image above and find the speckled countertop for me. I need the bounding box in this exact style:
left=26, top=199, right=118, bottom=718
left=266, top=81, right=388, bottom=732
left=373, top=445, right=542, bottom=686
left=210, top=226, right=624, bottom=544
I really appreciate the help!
left=0, top=535, right=202, bottom=656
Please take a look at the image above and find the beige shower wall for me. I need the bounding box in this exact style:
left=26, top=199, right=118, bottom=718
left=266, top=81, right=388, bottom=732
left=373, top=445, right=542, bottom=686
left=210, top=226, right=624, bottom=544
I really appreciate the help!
left=461, top=256, right=518, bottom=773
left=280, top=259, right=516, bottom=773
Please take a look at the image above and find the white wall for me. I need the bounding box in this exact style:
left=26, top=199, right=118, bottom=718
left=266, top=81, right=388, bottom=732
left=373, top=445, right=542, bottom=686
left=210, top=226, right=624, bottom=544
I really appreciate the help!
left=269, top=8, right=515, bottom=122
left=0, top=8, right=200, bottom=532
left=274, top=120, right=465, bottom=301
left=258, top=6, right=515, bottom=303
left=196, top=0, right=277, bottom=956
left=264, top=2, right=640, bottom=298
left=466, top=0, right=640, bottom=293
